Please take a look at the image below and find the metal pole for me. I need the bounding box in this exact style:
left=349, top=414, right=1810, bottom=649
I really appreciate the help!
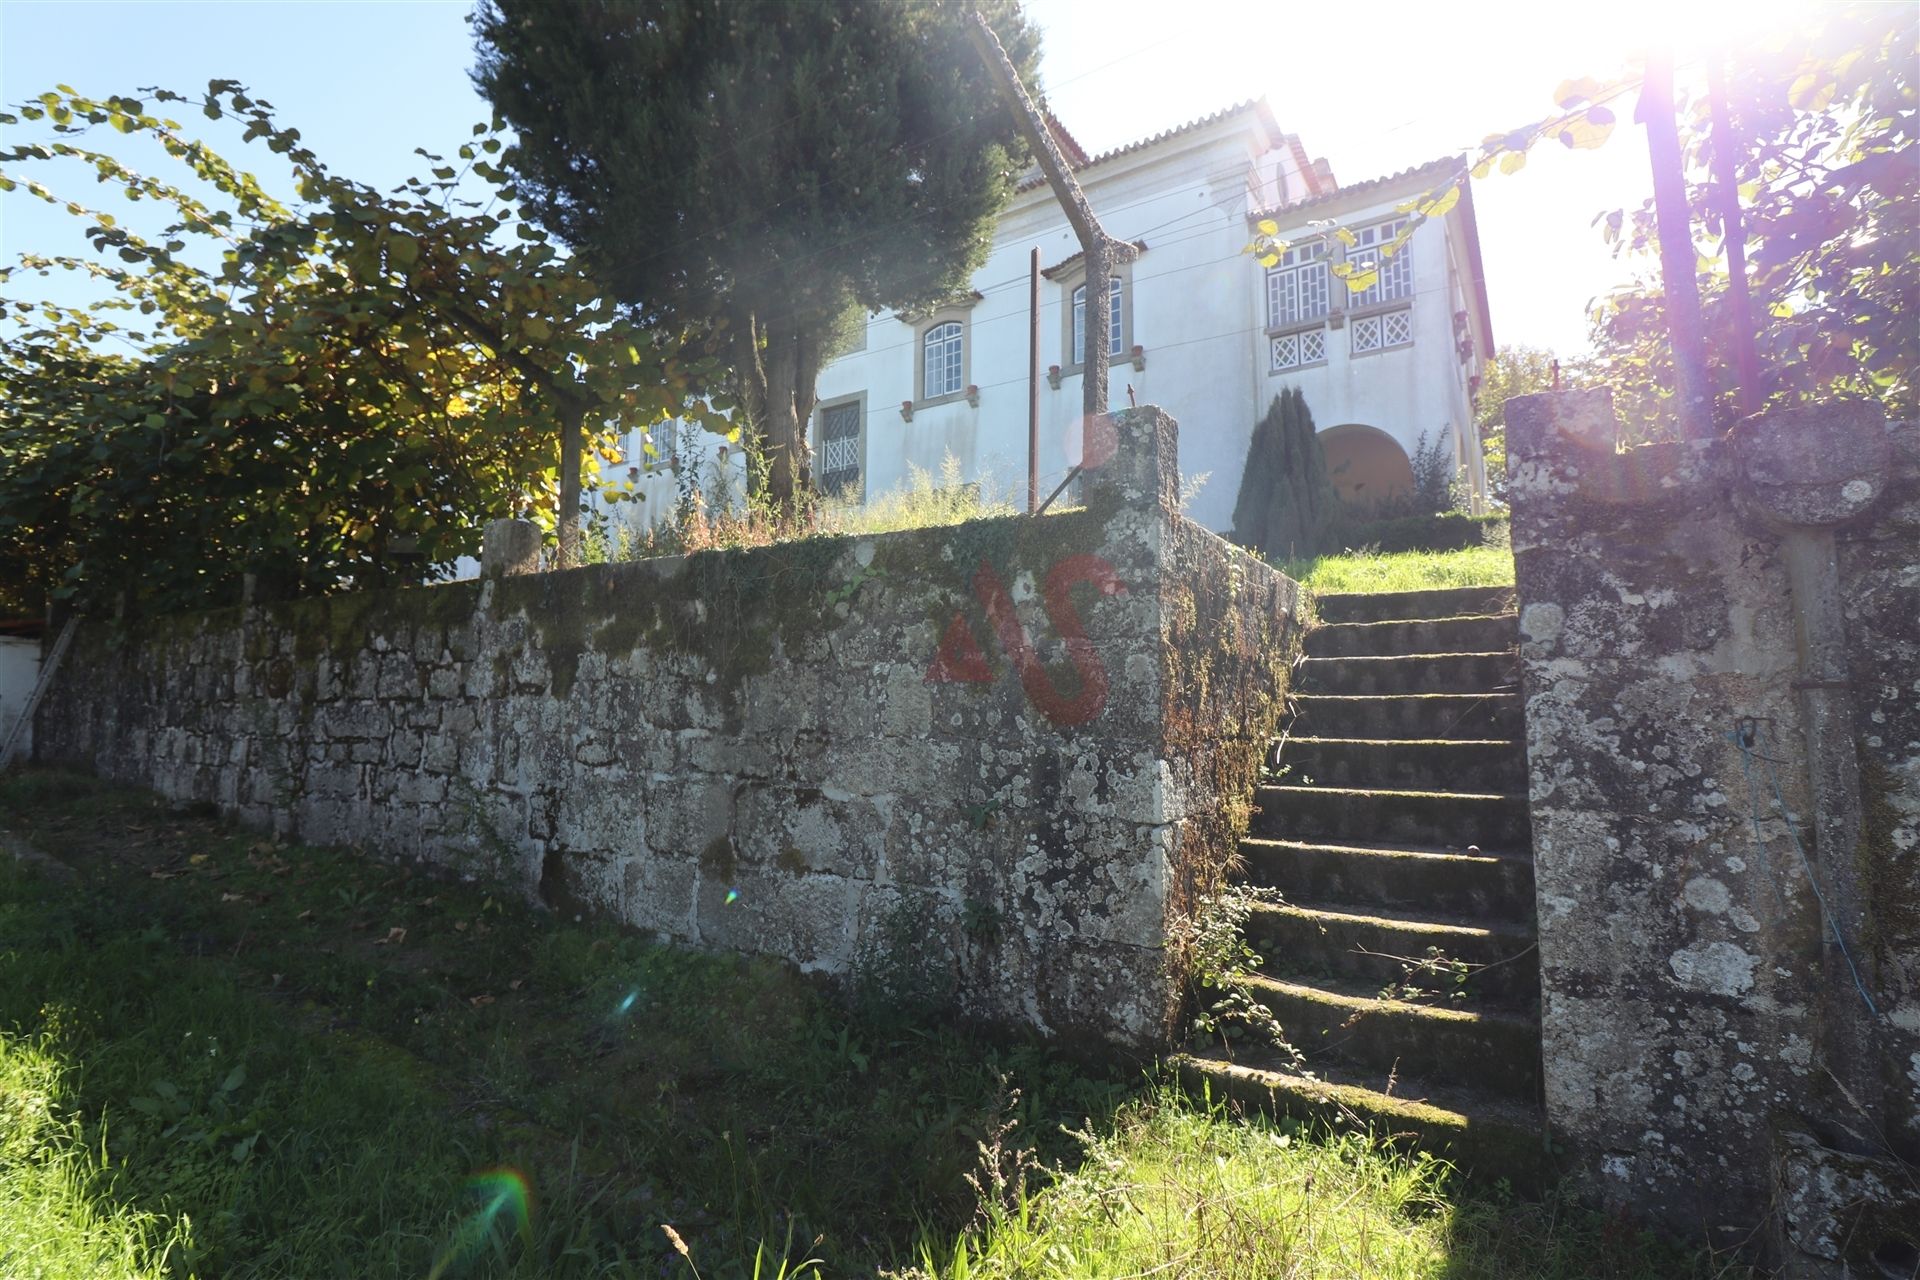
left=1638, top=50, right=1716, bottom=440
left=1028, top=246, right=1040, bottom=513
left=1708, top=57, right=1764, bottom=420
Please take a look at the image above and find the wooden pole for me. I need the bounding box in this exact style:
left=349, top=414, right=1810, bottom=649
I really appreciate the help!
left=1028, top=246, right=1040, bottom=513
left=963, top=10, right=1133, bottom=428
left=1638, top=51, right=1716, bottom=440
left=1708, top=57, right=1763, bottom=420
left=556, top=405, right=584, bottom=568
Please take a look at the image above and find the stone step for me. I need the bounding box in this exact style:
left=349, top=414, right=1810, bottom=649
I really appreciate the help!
left=1313, top=586, right=1518, bottom=626
left=1275, top=736, right=1525, bottom=792
left=1240, top=974, right=1541, bottom=1104
left=1305, top=614, right=1517, bottom=660
left=1240, top=837, right=1534, bottom=921
left=1252, top=784, right=1530, bottom=848
left=1171, top=1051, right=1549, bottom=1187
left=1299, top=652, right=1518, bottom=696
left=1243, top=902, right=1539, bottom=1004
left=1290, top=693, right=1521, bottom=740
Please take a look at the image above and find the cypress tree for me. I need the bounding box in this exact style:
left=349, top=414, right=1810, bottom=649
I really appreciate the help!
left=1230, top=388, right=1337, bottom=561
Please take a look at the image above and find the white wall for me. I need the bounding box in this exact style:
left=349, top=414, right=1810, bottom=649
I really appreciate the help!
left=0, top=636, right=40, bottom=759
left=814, top=115, right=1488, bottom=535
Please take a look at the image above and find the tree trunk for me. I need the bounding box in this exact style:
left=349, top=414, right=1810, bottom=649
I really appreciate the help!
left=556, top=402, right=586, bottom=569
left=761, top=330, right=800, bottom=508
left=730, top=310, right=823, bottom=513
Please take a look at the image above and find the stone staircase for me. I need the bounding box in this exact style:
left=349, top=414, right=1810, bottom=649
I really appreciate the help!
left=1176, top=584, right=1548, bottom=1179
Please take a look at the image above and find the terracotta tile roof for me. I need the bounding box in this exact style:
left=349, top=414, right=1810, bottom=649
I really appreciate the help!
left=1040, top=239, right=1148, bottom=279
left=1016, top=99, right=1285, bottom=192
left=1043, top=111, right=1090, bottom=168
left=1247, top=155, right=1465, bottom=225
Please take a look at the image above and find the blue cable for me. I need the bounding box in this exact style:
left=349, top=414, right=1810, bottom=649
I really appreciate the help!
left=1729, top=719, right=1883, bottom=1023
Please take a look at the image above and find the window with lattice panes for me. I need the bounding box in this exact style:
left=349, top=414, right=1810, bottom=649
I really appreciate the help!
left=1264, top=241, right=1329, bottom=329
left=1351, top=315, right=1383, bottom=355
left=923, top=321, right=964, bottom=399
left=1270, top=325, right=1329, bottom=372
left=1345, top=219, right=1414, bottom=309
left=817, top=399, right=862, bottom=496
left=1350, top=309, right=1412, bottom=356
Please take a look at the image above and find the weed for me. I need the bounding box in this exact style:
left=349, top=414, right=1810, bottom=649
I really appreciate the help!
left=899, top=1088, right=1753, bottom=1280
left=1376, top=946, right=1477, bottom=1006
left=618, top=452, right=1018, bottom=560
left=1174, top=883, right=1305, bottom=1066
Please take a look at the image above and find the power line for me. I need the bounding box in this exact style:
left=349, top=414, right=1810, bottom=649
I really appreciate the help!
left=857, top=267, right=1476, bottom=419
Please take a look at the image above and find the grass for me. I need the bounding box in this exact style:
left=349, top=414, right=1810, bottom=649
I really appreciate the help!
left=0, top=770, right=1752, bottom=1279
left=0, top=769, right=1119, bottom=1278
left=590, top=453, right=1022, bottom=561
left=1281, top=543, right=1516, bottom=596
left=907, top=1097, right=1738, bottom=1280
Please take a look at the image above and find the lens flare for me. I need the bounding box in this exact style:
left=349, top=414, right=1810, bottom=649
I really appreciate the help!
left=614, top=989, right=638, bottom=1018
left=427, top=1167, right=532, bottom=1279
left=724, top=888, right=739, bottom=904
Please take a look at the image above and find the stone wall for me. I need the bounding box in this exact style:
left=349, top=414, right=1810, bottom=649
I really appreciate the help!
left=1506, top=391, right=1919, bottom=1270
left=33, top=407, right=1302, bottom=1051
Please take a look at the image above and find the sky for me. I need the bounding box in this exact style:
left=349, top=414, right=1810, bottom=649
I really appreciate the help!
left=0, top=0, right=1826, bottom=356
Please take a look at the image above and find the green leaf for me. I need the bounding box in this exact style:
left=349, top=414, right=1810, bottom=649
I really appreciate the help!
left=1417, top=183, right=1461, bottom=219
left=221, top=1064, right=247, bottom=1093
left=1788, top=72, right=1837, bottom=111
left=1553, top=76, right=1604, bottom=109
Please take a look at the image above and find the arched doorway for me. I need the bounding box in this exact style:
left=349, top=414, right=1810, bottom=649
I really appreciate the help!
left=1319, top=423, right=1414, bottom=511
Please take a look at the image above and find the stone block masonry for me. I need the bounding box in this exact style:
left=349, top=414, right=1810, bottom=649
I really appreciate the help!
left=1506, top=391, right=1919, bottom=1273
left=32, top=407, right=1302, bottom=1052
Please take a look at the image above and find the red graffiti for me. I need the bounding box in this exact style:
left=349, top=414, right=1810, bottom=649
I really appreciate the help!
left=925, top=554, right=1127, bottom=726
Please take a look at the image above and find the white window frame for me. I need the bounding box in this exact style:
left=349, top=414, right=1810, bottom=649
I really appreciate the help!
left=1345, top=218, right=1414, bottom=311
left=1071, top=276, right=1124, bottom=362
left=1264, top=240, right=1330, bottom=331
left=921, top=319, right=965, bottom=402
left=1270, top=325, right=1329, bottom=373
left=1058, top=262, right=1135, bottom=375
left=1350, top=308, right=1414, bottom=357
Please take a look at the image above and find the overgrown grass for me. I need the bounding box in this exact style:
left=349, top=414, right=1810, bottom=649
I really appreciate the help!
left=594, top=454, right=1021, bottom=561
left=0, top=770, right=1120, bottom=1277
left=1282, top=543, right=1516, bottom=596
left=0, top=771, right=1750, bottom=1278
left=909, top=1094, right=1738, bottom=1280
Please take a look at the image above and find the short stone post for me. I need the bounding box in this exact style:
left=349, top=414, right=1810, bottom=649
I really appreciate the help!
left=480, top=519, right=542, bottom=578
left=1083, top=405, right=1179, bottom=513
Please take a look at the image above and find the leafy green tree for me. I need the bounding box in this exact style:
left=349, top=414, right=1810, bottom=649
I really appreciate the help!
left=1231, top=388, right=1337, bottom=562
left=0, top=83, right=722, bottom=615
left=1589, top=3, right=1915, bottom=430
left=471, top=0, right=1040, bottom=509
left=1473, top=344, right=1606, bottom=499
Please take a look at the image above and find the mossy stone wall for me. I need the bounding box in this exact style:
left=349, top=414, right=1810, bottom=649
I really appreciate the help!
left=32, top=407, right=1303, bottom=1051
left=1506, top=391, right=1920, bottom=1263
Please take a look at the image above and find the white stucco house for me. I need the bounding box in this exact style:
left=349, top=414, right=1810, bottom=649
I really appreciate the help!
left=583, top=96, right=1495, bottom=546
